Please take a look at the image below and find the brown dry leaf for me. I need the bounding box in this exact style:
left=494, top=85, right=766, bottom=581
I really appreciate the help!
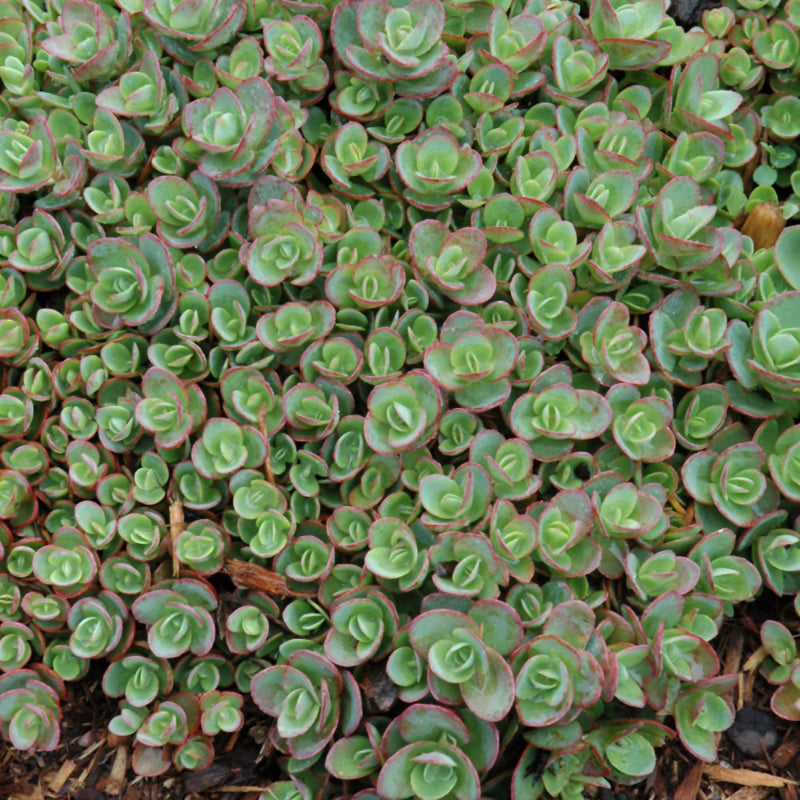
left=675, top=762, right=705, bottom=800
left=704, top=765, right=797, bottom=788
left=740, top=202, right=785, bottom=251
left=222, top=559, right=313, bottom=597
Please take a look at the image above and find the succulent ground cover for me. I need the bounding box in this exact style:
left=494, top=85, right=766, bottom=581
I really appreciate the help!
left=2, top=0, right=800, bottom=798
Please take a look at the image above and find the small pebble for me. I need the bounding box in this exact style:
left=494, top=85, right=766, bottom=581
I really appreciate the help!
left=726, top=707, right=779, bottom=757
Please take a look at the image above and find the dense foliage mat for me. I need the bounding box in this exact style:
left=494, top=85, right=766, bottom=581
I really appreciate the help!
left=2, top=0, right=800, bottom=797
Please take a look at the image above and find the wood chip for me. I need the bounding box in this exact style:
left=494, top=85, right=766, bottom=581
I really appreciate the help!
left=105, top=744, right=128, bottom=796
left=772, top=737, right=800, bottom=770
left=106, top=732, right=130, bottom=749
left=215, top=787, right=269, bottom=793
left=703, top=765, right=797, bottom=788
left=46, top=759, right=77, bottom=793
left=9, top=785, right=44, bottom=800
left=724, top=788, right=775, bottom=800
left=723, top=634, right=745, bottom=689
left=76, top=743, right=104, bottom=788
left=675, top=761, right=704, bottom=800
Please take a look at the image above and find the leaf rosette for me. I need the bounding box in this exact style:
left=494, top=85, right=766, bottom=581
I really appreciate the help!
left=321, top=122, right=390, bottom=195
left=573, top=299, right=649, bottom=386
left=419, top=463, right=492, bottom=532
left=200, top=690, right=244, bottom=735
left=377, top=703, right=496, bottom=800
left=326, top=255, right=406, bottom=309
left=145, top=172, right=226, bottom=252
left=744, top=293, right=800, bottom=400
left=250, top=649, right=360, bottom=759
left=364, top=517, right=430, bottom=591
left=135, top=368, right=206, bottom=450
left=87, top=235, right=177, bottom=334
left=409, top=220, right=496, bottom=306
left=409, top=605, right=519, bottom=722
left=0, top=117, right=59, bottom=194
left=0, top=670, right=62, bottom=752
left=638, top=177, right=725, bottom=273
left=670, top=53, right=741, bottom=139
left=242, top=201, right=322, bottom=288
left=424, top=311, right=516, bottom=412
left=548, top=35, right=609, bottom=99
left=683, top=441, right=778, bottom=529
left=103, top=650, right=172, bottom=707
left=191, top=418, right=267, bottom=479
left=141, top=0, right=245, bottom=52
left=522, top=264, right=577, bottom=340
left=131, top=579, right=217, bottom=660
left=40, top=0, right=130, bottom=84
left=609, top=385, right=676, bottom=463
left=68, top=590, right=132, bottom=659
left=673, top=675, right=737, bottom=761
left=181, top=78, right=279, bottom=183
left=470, top=431, right=540, bottom=501
left=331, top=0, right=457, bottom=97
left=755, top=526, right=800, bottom=596
left=32, top=528, right=98, bottom=598
left=514, top=630, right=604, bottom=727
left=324, top=588, right=398, bottom=667
left=651, top=289, right=730, bottom=387
left=589, top=0, right=669, bottom=70
left=263, top=15, right=329, bottom=93
left=95, top=51, right=184, bottom=135
left=485, top=8, right=546, bottom=78
left=510, top=372, right=612, bottom=461
left=532, top=489, right=602, bottom=577
left=8, top=210, right=72, bottom=280
left=378, top=740, right=480, bottom=800
left=395, top=128, right=482, bottom=210
left=365, top=371, right=441, bottom=454
left=257, top=301, right=335, bottom=355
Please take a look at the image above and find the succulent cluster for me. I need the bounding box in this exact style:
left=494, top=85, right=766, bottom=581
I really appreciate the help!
left=2, top=0, right=800, bottom=797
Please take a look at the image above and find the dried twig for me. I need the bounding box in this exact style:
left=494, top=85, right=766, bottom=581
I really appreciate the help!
left=169, top=495, right=185, bottom=577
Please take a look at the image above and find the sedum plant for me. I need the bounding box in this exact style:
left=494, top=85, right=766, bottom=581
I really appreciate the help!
left=3, top=0, right=800, bottom=794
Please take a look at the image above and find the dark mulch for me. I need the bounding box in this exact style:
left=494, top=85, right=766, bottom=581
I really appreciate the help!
left=0, top=663, right=281, bottom=800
